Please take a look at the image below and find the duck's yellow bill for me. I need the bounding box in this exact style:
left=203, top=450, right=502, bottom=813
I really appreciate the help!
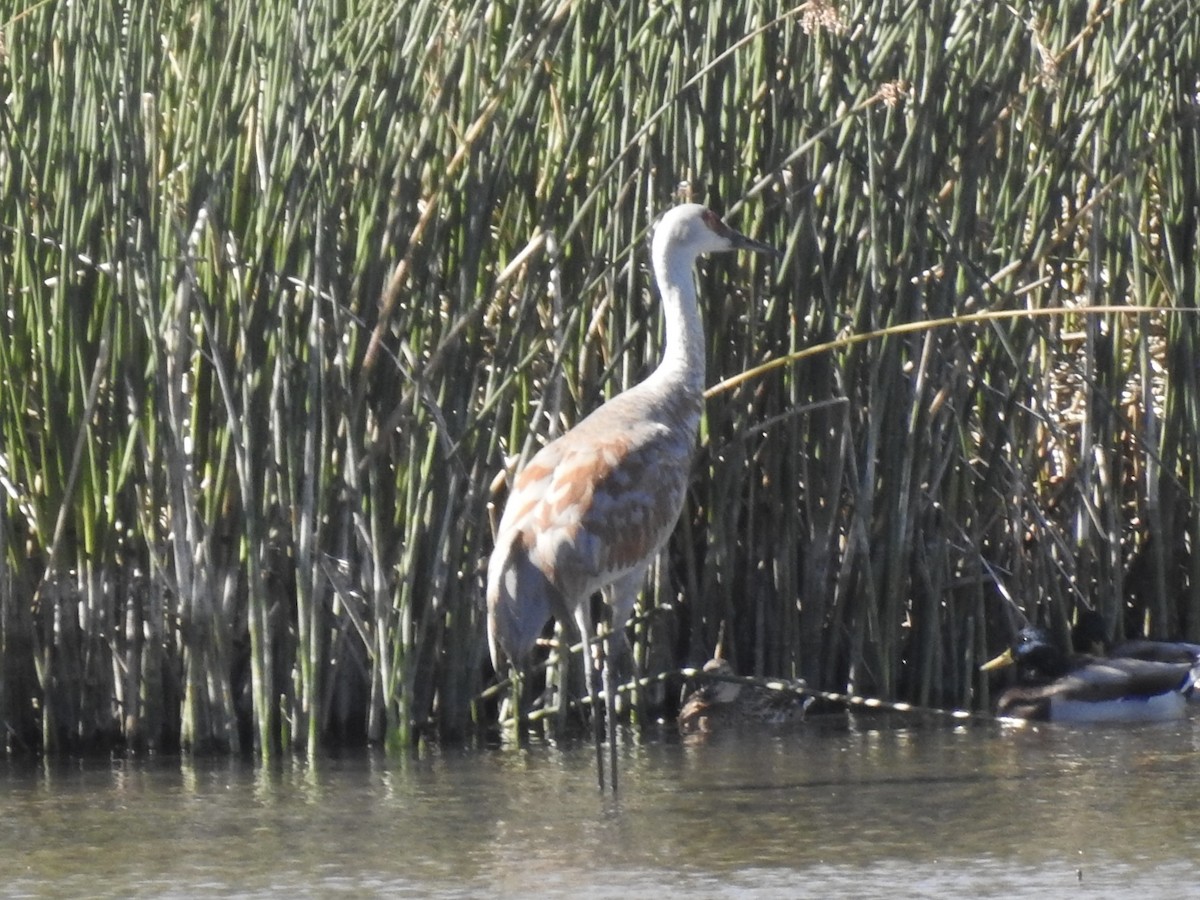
left=981, top=647, right=1016, bottom=671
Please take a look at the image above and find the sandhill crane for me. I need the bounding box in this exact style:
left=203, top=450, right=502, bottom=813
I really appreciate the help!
left=486, top=203, right=777, bottom=790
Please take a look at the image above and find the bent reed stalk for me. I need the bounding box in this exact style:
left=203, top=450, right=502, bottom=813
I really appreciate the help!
left=0, top=0, right=1197, bottom=754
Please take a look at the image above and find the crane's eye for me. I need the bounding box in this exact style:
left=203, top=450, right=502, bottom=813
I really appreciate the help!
left=700, top=208, right=725, bottom=234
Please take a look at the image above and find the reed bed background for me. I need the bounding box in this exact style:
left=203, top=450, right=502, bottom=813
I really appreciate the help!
left=1, top=0, right=1197, bottom=755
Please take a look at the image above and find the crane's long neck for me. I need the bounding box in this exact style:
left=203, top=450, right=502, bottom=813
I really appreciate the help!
left=650, top=247, right=706, bottom=399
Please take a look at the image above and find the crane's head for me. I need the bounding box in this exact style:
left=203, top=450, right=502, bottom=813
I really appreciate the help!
left=652, top=203, right=778, bottom=262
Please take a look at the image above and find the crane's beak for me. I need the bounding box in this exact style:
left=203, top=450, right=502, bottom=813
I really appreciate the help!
left=729, top=228, right=782, bottom=257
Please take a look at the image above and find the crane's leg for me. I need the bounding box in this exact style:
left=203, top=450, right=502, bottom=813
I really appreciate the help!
left=573, top=604, right=605, bottom=791
left=603, top=570, right=645, bottom=795
left=601, top=628, right=618, bottom=794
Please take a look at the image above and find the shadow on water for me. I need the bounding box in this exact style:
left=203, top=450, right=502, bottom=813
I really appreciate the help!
left=3, top=709, right=1200, bottom=898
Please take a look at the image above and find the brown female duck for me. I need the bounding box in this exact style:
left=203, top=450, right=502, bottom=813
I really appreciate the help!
left=678, top=659, right=812, bottom=735
left=1072, top=608, right=1200, bottom=665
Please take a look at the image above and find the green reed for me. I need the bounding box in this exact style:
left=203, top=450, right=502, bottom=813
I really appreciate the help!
left=0, top=0, right=1197, bottom=753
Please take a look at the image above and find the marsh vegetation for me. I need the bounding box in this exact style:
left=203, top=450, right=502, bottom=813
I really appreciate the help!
left=1, top=0, right=1197, bottom=754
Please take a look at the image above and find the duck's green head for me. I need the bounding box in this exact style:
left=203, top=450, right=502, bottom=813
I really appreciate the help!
left=981, top=627, right=1071, bottom=680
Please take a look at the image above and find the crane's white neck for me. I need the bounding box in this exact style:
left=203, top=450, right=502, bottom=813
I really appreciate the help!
left=650, top=244, right=706, bottom=398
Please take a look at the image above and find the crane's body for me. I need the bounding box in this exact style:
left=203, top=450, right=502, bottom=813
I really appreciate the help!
left=486, top=203, right=775, bottom=790
left=486, top=368, right=701, bottom=667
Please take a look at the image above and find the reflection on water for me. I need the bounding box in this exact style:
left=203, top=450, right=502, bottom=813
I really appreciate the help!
left=3, top=711, right=1200, bottom=898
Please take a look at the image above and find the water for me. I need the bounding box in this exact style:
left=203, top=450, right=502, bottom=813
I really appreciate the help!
left=3, top=711, right=1200, bottom=898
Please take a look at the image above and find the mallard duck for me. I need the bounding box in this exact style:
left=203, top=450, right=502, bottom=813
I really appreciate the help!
left=981, top=626, right=1199, bottom=722
left=677, top=659, right=812, bottom=735
left=1072, top=608, right=1200, bottom=665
